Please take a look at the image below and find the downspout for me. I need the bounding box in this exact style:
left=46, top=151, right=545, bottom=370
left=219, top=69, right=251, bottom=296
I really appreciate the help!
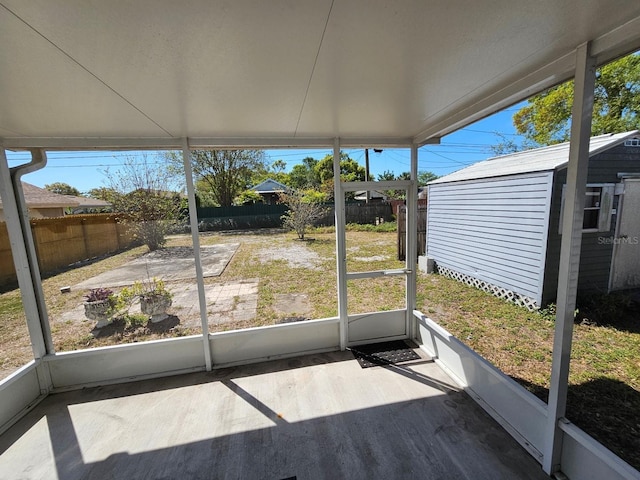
left=0, top=147, right=53, bottom=394
left=10, top=149, right=55, bottom=355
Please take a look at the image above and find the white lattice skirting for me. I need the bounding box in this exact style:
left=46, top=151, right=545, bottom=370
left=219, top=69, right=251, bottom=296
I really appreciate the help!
left=436, top=265, right=540, bottom=311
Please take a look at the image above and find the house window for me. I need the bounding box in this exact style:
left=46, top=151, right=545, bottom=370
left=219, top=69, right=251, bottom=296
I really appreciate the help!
left=624, top=138, right=640, bottom=147
left=560, top=184, right=615, bottom=233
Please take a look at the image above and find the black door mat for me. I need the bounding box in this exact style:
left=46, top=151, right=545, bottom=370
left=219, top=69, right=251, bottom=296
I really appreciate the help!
left=349, top=340, right=420, bottom=368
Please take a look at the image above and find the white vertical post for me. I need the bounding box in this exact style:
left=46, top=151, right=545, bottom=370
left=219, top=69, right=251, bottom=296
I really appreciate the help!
left=0, top=147, right=53, bottom=392
left=0, top=149, right=47, bottom=359
left=333, top=138, right=348, bottom=350
left=182, top=139, right=212, bottom=371
left=543, top=42, right=596, bottom=475
left=406, top=144, right=418, bottom=339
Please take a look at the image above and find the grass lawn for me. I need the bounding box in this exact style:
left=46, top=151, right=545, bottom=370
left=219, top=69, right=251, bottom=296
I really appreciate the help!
left=0, top=227, right=638, bottom=469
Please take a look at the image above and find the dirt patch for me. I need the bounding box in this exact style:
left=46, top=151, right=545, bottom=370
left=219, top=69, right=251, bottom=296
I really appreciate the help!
left=257, top=243, right=323, bottom=270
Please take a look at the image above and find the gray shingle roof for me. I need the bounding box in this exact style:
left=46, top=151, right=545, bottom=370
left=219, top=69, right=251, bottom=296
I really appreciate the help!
left=0, top=182, right=80, bottom=208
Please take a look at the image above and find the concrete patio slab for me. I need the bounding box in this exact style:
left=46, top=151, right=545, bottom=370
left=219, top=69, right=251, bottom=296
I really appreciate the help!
left=0, top=351, right=550, bottom=479
left=73, top=244, right=239, bottom=289
left=58, top=279, right=260, bottom=330
left=274, top=293, right=311, bottom=317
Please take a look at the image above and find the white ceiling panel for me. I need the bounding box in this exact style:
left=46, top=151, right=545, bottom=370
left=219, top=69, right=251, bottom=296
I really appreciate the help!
left=1, top=0, right=640, bottom=148
left=0, top=4, right=171, bottom=137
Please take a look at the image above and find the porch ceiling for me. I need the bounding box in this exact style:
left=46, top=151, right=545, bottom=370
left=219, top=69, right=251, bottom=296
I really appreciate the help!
left=1, top=1, right=640, bottom=149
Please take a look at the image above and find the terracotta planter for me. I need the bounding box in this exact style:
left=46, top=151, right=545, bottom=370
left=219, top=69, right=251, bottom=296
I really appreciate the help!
left=83, top=300, right=113, bottom=328
left=140, top=295, right=172, bottom=323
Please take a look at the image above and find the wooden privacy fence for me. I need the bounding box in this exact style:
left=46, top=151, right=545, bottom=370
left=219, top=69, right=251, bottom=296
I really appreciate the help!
left=0, top=214, right=135, bottom=287
left=397, top=204, right=427, bottom=261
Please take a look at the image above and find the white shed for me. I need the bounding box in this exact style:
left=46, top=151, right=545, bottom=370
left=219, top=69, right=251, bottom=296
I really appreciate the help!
left=426, top=131, right=640, bottom=308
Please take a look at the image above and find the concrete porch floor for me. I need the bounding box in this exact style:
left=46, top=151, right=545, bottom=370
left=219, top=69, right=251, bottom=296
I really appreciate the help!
left=0, top=350, right=548, bottom=480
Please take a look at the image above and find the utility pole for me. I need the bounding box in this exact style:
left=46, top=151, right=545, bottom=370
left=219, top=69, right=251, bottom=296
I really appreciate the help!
left=365, top=148, right=370, bottom=203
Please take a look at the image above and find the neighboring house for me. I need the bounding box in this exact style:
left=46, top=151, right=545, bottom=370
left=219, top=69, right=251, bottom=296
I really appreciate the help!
left=353, top=190, right=387, bottom=202
left=251, top=179, right=289, bottom=205
left=0, top=182, right=79, bottom=222
left=426, top=131, right=640, bottom=309
left=63, top=195, right=112, bottom=214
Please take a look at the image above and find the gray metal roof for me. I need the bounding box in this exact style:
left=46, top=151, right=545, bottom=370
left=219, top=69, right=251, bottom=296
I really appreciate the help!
left=429, top=131, right=640, bottom=184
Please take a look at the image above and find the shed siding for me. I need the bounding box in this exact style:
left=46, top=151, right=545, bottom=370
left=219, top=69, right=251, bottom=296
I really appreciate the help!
left=542, top=144, right=640, bottom=303
left=427, top=172, right=554, bottom=305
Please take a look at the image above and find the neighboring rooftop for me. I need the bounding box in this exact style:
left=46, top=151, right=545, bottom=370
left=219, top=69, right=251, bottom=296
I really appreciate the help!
left=251, top=179, right=290, bottom=194
left=0, top=182, right=79, bottom=209
left=62, top=195, right=112, bottom=213
left=429, top=131, right=640, bottom=184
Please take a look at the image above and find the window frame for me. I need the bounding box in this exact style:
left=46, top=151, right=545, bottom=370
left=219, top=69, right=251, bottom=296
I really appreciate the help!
left=559, top=183, right=615, bottom=234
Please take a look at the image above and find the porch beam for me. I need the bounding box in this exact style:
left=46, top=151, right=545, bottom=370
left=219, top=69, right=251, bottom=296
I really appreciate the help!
left=333, top=138, right=348, bottom=350
left=542, top=42, right=596, bottom=475
left=346, top=269, right=408, bottom=280
left=340, top=180, right=411, bottom=192
left=181, top=139, right=212, bottom=371
left=2, top=136, right=414, bottom=151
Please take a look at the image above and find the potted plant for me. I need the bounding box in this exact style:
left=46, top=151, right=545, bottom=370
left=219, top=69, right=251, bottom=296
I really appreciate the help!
left=83, top=287, right=116, bottom=328
left=134, top=278, right=173, bottom=323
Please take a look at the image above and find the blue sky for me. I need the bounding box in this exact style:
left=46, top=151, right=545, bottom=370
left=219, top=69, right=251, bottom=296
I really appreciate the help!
left=5, top=103, right=526, bottom=193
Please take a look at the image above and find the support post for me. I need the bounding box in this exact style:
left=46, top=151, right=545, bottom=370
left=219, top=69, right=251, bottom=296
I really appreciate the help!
left=182, top=139, right=213, bottom=371
left=365, top=148, right=370, bottom=204
left=406, top=144, right=418, bottom=339
left=542, top=42, right=596, bottom=475
left=0, top=147, right=53, bottom=392
left=333, top=139, right=348, bottom=350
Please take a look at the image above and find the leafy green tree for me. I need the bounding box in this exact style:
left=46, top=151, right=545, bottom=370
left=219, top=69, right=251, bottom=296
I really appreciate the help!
left=193, top=179, right=218, bottom=208
left=165, top=150, right=267, bottom=207
left=418, top=171, right=439, bottom=185
left=45, top=182, right=81, bottom=196
left=513, top=54, right=640, bottom=145
left=234, top=189, right=263, bottom=205
left=315, top=152, right=365, bottom=185
left=102, top=154, right=183, bottom=251
left=250, top=159, right=291, bottom=187
left=87, top=187, right=120, bottom=203
left=377, top=170, right=396, bottom=182
left=289, top=157, right=321, bottom=189
left=377, top=171, right=399, bottom=199
left=313, top=152, right=365, bottom=200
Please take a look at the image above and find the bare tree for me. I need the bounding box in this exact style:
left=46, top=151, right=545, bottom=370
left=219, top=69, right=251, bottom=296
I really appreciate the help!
left=279, top=189, right=328, bottom=241
left=103, top=154, right=183, bottom=251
